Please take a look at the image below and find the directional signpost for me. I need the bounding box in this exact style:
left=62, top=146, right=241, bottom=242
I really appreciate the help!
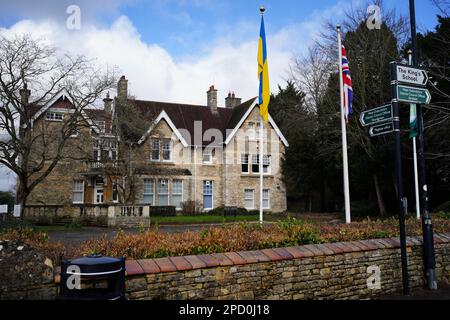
left=395, top=64, right=428, bottom=87
left=396, top=85, right=431, bottom=105
left=360, top=104, right=393, bottom=127
left=369, top=121, right=394, bottom=137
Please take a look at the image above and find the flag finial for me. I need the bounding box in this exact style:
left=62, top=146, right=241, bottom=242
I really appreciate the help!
left=260, top=5, right=265, bottom=15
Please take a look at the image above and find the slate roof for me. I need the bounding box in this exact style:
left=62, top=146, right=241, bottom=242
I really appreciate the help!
left=129, top=97, right=257, bottom=146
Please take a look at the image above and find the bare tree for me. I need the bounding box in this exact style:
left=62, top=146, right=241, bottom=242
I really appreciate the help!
left=290, top=0, right=409, bottom=215
left=0, top=34, right=117, bottom=217
left=290, top=44, right=334, bottom=113
left=430, top=0, right=450, bottom=17
left=104, top=97, right=154, bottom=204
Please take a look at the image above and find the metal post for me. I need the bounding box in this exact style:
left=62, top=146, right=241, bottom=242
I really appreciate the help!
left=390, top=61, right=410, bottom=295
left=409, top=0, right=437, bottom=290
left=408, top=51, right=420, bottom=220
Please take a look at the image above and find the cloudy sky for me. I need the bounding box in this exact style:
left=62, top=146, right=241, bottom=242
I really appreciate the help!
left=0, top=0, right=442, bottom=191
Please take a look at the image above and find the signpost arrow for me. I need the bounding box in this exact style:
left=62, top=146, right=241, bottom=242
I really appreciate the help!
left=396, top=85, right=431, bottom=104
left=359, top=104, right=393, bottom=127
left=369, top=121, right=394, bottom=137
left=395, top=64, right=428, bottom=87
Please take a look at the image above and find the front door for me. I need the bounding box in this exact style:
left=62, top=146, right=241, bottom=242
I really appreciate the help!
left=94, top=178, right=104, bottom=204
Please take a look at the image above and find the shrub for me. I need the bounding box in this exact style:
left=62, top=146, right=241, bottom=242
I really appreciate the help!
left=181, top=201, right=203, bottom=215
left=224, top=207, right=248, bottom=216
left=150, top=206, right=176, bottom=216
left=205, top=206, right=225, bottom=216
left=0, top=226, right=66, bottom=264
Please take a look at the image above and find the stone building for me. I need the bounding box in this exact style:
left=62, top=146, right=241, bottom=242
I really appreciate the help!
left=22, top=76, right=289, bottom=225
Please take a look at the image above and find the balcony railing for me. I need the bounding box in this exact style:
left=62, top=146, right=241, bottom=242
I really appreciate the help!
left=82, top=160, right=124, bottom=172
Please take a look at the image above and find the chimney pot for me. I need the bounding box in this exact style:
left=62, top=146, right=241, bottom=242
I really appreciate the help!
left=207, top=85, right=218, bottom=110
left=103, top=91, right=113, bottom=115
left=117, top=75, right=128, bottom=101
left=19, top=83, right=31, bottom=106
left=225, top=91, right=241, bottom=109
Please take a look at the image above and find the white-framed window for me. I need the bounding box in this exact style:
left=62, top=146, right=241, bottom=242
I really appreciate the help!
left=143, top=179, right=154, bottom=205
left=172, top=180, right=183, bottom=209
left=158, top=179, right=169, bottom=206
left=151, top=139, right=160, bottom=161
left=247, top=122, right=256, bottom=140
left=72, top=180, right=84, bottom=204
left=255, top=122, right=261, bottom=139
left=203, top=148, right=213, bottom=164
left=162, top=139, right=171, bottom=161
left=112, top=180, right=119, bottom=203
left=263, top=155, right=272, bottom=174
left=240, top=154, right=249, bottom=173
left=46, top=112, right=64, bottom=121
left=203, top=180, right=213, bottom=210
left=263, top=189, right=270, bottom=209
left=244, top=189, right=254, bottom=209
left=251, top=154, right=260, bottom=173
left=93, top=139, right=100, bottom=160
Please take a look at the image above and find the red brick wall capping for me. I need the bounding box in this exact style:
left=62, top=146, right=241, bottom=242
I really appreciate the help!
left=118, top=233, right=449, bottom=275
left=56, top=233, right=450, bottom=282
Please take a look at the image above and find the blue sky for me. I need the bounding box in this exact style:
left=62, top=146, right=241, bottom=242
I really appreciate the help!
left=0, top=1, right=442, bottom=59
left=0, top=0, right=445, bottom=191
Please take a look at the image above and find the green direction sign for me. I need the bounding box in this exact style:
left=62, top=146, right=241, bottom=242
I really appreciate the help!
left=396, top=85, right=431, bottom=104
left=359, top=104, right=393, bottom=127
left=369, top=121, right=394, bottom=137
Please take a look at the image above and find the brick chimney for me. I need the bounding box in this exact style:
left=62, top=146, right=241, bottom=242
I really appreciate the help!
left=117, top=75, right=128, bottom=101
left=19, top=83, right=30, bottom=106
left=103, top=91, right=112, bottom=115
left=225, top=91, right=241, bottom=108
left=207, top=85, right=218, bottom=111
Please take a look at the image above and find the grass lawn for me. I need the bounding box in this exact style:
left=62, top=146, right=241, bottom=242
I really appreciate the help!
left=150, top=214, right=276, bottom=224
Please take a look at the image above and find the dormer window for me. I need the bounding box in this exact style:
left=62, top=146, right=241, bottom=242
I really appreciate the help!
left=162, top=139, right=171, bottom=161
left=203, top=148, right=213, bottom=164
left=151, top=139, right=160, bottom=161
left=247, top=122, right=261, bottom=140
left=46, top=112, right=64, bottom=121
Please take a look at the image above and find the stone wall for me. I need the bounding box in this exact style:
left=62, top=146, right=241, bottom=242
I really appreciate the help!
left=121, top=233, right=450, bottom=300
left=0, top=240, right=56, bottom=300
left=4, top=234, right=450, bottom=300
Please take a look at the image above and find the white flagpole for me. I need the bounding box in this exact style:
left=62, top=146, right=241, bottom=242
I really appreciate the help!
left=337, top=26, right=351, bottom=224
left=408, top=50, right=420, bottom=219
left=259, top=117, right=264, bottom=225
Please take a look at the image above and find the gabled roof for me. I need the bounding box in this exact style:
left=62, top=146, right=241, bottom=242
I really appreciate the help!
left=131, top=99, right=235, bottom=147
left=130, top=97, right=288, bottom=147
left=27, top=89, right=102, bottom=134
left=30, top=88, right=73, bottom=124
left=224, top=98, right=289, bottom=147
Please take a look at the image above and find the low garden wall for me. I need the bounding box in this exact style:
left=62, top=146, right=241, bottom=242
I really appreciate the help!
left=51, top=233, right=450, bottom=300
left=122, top=234, right=450, bottom=300
left=4, top=234, right=450, bottom=300
left=23, top=204, right=150, bottom=228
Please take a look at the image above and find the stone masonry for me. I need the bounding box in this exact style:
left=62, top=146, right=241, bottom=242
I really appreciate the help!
left=51, top=233, right=450, bottom=300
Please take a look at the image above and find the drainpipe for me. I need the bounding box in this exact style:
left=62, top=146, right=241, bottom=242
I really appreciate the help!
left=194, top=145, right=198, bottom=211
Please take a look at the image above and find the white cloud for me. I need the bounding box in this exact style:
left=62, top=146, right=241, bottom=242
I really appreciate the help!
left=0, top=3, right=346, bottom=190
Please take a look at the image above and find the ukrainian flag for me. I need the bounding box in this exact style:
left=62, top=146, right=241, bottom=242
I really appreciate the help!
left=258, top=14, right=270, bottom=122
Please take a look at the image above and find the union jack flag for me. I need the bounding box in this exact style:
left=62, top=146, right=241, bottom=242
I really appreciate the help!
left=341, top=45, right=353, bottom=122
